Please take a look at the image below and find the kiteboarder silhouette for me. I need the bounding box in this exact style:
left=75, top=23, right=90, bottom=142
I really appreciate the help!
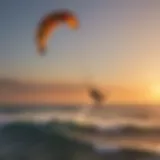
left=88, top=87, right=105, bottom=106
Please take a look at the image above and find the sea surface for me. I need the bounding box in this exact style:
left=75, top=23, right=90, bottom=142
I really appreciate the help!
left=0, top=104, right=160, bottom=160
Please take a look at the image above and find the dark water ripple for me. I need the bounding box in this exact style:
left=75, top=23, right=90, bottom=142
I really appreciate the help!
left=0, top=121, right=159, bottom=160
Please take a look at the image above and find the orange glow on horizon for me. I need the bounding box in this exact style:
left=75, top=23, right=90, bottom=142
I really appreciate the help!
left=0, top=82, right=154, bottom=105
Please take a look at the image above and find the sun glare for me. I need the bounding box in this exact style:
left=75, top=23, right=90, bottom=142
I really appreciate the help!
left=150, top=85, right=160, bottom=102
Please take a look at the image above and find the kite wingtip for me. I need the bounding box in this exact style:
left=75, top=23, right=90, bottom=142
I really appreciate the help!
left=38, top=47, right=47, bottom=56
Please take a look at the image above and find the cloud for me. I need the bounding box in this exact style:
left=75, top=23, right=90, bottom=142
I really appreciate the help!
left=0, top=78, right=84, bottom=93
left=0, top=78, right=86, bottom=104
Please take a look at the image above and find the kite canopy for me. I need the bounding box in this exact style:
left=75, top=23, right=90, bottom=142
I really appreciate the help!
left=35, top=9, right=79, bottom=55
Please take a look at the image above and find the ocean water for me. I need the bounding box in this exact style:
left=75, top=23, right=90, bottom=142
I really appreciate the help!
left=0, top=104, right=160, bottom=160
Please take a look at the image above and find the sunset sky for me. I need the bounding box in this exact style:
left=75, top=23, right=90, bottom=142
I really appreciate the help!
left=0, top=0, right=160, bottom=104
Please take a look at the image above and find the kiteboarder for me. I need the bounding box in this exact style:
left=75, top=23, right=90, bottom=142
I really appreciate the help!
left=88, top=87, right=105, bottom=106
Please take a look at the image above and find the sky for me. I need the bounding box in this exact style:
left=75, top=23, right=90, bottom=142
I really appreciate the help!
left=0, top=0, right=160, bottom=104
